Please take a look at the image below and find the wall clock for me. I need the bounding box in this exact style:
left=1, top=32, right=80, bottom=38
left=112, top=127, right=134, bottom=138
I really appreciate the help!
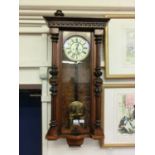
left=44, top=10, right=109, bottom=146
left=64, top=36, right=90, bottom=62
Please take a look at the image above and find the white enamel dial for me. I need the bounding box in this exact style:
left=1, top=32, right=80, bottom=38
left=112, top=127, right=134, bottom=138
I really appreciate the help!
left=64, top=36, right=90, bottom=61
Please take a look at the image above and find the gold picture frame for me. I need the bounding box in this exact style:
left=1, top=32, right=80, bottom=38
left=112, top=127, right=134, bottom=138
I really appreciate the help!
left=105, top=18, right=135, bottom=79
left=101, top=84, right=135, bottom=147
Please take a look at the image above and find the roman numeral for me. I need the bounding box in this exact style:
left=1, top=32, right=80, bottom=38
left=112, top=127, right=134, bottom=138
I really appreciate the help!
left=67, top=51, right=72, bottom=54
left=82, top=51, right=86, bottom=54
left=71, top=53, right=75, bottom=58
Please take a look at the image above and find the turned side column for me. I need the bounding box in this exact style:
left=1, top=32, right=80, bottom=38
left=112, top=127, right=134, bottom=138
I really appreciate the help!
left=93, top=29, right=104, bottom=139
left=46, top=28, right=59, bottom=140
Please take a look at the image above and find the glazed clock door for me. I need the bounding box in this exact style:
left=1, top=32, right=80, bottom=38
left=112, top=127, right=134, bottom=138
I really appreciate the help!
left=60, top=31, right=92, bottom=136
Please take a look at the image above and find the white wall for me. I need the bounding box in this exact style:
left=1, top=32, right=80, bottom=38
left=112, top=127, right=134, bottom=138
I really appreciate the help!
left=20, top=0, right=135, bottom=8
left=47, top=140, right=134, bottom=155
left=19, top=1, right=135, bottom=155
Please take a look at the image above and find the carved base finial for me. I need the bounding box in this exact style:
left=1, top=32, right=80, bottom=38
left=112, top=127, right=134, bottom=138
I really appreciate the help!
left=66, top=135, right=84, bottom=147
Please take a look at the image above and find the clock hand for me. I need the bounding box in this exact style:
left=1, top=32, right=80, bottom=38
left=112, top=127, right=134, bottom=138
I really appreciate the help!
left=76, top=43, right=79, bottom=51
left=75, top=43, right=80, bottom=59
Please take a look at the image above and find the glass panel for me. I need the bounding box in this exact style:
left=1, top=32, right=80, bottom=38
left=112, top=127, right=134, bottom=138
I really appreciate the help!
left=61, top=31, right=91, bottom=135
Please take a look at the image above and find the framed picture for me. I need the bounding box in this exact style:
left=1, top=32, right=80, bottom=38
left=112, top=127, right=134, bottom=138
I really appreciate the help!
left=102, top=84, right=135, bottom=147
left=105, top=19, right=135, bottom=78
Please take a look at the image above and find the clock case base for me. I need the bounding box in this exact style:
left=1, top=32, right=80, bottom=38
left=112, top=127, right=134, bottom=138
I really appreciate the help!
left=46, top=127, right=104, bottom=146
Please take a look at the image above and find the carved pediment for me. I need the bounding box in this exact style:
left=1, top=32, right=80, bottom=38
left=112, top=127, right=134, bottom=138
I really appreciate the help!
left=44, top=16, right=109, bottom=29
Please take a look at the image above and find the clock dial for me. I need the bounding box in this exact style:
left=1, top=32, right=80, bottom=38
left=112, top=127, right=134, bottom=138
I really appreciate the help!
left=64, top=36, right=90, bottom=61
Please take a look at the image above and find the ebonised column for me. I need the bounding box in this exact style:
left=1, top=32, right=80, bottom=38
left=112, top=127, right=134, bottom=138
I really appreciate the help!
left=46, top=28, right=59, bottom=140
left=93, top=29, right=104, bottom=139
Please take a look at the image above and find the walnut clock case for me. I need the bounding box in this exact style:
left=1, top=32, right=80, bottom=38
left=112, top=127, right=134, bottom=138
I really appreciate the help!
left=44, top=11, right=109, bottom=147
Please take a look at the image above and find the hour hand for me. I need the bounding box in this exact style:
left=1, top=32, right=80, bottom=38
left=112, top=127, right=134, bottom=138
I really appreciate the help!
left=76, top=43, right=79, bottom=51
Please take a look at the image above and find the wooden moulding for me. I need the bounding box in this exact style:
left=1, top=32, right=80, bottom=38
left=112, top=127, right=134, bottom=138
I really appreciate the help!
left=92, top=128, right=104, bottom=140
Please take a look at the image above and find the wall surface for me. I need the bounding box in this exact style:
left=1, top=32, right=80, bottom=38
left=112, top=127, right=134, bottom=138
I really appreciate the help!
left=19, top=0, right=135, bottom=7
left=19, top=0, right=135, bottom=155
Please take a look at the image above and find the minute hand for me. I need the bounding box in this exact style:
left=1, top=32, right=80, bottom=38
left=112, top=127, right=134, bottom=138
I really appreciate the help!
left=76, top=43, right=80, bottom=54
